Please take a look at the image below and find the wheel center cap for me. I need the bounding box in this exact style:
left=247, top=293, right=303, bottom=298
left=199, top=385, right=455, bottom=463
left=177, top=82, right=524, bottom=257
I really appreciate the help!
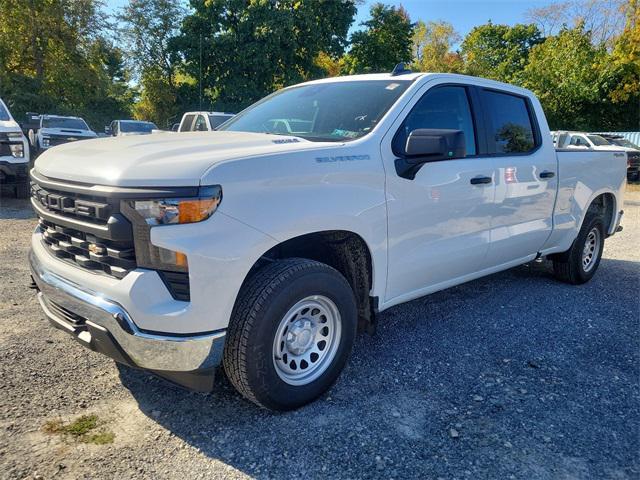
left=286, top=319, right=314, bottom=355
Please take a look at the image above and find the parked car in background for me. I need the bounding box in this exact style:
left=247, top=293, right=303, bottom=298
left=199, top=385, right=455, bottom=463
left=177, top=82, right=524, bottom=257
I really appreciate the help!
left=595, top=133, right=640, bottom=181
left=552, top=131, right=638, bottom=181
left=29, top=72, right=626, bottom=411
left=0, top=97, right=30, bottom=197
left=105, top=120, right=159, bottom=137
left=177, top=111, right=234, bottom=132
left=27, top=114, right=97, bottom=156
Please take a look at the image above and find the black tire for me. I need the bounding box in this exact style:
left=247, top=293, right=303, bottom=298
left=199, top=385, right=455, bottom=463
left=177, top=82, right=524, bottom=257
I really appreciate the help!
left=552, top=213, right=605, bottom=284
left=223, top=258, right=357, bottom=410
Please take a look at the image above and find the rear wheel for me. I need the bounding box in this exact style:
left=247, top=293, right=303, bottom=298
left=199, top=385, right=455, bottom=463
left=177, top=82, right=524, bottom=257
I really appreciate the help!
left=552, top=213, right=605, bottom=284
left=223, top=258, right=357, bottom=410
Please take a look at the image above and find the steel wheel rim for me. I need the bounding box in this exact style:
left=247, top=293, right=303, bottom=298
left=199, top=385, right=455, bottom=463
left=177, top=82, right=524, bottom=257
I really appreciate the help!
left=272, top=295, right=342, bottom=386
left=582, top=227, right=600, bottom=272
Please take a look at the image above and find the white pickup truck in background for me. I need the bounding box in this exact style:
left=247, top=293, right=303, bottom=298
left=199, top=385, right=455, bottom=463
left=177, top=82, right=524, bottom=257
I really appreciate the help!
left=553, top=130, right=640, bottom=181
left=27, top=114, right=97, bottom=156
left=175, top=111, right=235, bottom=132
left=29, top=72, right=626, bottom=410
left=0, top=97, right=30, bottom=197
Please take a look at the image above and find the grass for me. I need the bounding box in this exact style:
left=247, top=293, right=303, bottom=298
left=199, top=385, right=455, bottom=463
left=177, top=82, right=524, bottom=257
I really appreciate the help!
left=43, top=414, right=115, bottom=445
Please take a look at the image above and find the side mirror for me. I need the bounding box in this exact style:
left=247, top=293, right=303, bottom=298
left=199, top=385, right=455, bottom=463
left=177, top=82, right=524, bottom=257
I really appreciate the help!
left=104, top=126, right=112, bottom=135
left=396, top=129, right=466, bottom=180
left=405, top=129, right=466, bottom=162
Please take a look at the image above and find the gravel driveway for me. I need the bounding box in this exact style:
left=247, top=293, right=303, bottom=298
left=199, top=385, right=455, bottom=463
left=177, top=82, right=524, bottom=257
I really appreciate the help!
left=1, top=191, right=638, bottom=480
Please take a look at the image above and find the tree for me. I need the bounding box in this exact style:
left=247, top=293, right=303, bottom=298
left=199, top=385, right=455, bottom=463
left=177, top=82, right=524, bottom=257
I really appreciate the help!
left=117, top=0, right=192, bottom=126
left=344, top=3, right=414, bottom=74
left=0, top=0, right=133, bottom=129
left=175, top=0, right=357, bottom=112
left=522, top=25, right=606, bottom=130
left=605, top=0, right=640, bottom=104
left=412, top=20, right=462, bottom=73
left=526, top=0, right=627, bottom=47
left=461, top=22, right=543, bottom=83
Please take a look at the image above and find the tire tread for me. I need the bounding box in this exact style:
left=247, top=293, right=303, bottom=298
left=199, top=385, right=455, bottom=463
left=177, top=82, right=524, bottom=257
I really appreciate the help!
left=223, top=258, right=340, bottom=408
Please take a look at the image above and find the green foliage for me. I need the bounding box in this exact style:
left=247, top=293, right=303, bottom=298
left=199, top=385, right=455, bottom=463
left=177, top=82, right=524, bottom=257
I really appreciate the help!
left=461, top=22, right=543, bottom=83
left=43, top=414, right=115, bottom=445
left=412, top=20, right=463, bottom=73
left=175, top=0, right=356, bottom=112
left=345, top=3, right=414, bottom=74
left=522, top=25, right=615, bottom=130
left=0, top=0, right=133, bottom=129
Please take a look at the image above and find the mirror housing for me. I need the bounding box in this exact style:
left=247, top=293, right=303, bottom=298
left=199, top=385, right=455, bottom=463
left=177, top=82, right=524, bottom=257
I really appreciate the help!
left=396, top=129, right=467, bottom=180
left=405, top=129, right=466, bottom=162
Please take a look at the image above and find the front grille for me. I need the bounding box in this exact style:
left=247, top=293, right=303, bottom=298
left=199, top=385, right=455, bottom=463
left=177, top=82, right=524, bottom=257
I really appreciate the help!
left=31, top=183, right=112, bottom=224
left=31, top=174, right=192, bottom=301
left=46, top=134, right=86, bottom=147
left=39, top=218, right=136, bottom=279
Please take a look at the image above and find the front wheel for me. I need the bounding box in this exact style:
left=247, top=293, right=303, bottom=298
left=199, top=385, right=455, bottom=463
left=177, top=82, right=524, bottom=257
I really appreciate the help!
left=552, top=213, right=605, bottom=284
left=223, top=258, right=357, bottom=410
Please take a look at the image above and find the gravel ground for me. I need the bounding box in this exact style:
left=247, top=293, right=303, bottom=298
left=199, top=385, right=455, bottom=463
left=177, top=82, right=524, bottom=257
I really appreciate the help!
left=0, top=190, right=638, bottom=480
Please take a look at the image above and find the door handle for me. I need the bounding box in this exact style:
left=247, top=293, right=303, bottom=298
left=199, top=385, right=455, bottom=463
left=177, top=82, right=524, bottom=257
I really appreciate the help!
left=539, top=170, right=555, bottom=179
left=470, top=176, right=492, bottom=185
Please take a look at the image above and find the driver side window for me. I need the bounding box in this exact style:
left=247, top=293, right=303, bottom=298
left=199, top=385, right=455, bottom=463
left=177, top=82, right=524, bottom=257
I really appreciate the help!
left=393, top=86, right=477, bottom=157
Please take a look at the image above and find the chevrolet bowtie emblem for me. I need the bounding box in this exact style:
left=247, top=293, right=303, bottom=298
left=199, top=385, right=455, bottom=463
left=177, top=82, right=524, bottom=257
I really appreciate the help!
left=88, top=243, right=106, bottom=255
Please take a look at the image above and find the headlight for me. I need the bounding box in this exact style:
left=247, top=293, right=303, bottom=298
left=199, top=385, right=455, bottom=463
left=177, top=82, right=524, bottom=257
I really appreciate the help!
left=131, top=185, right=222, bottom=225
left=41, top=137, right=50, bottom=148
left=132, top=185, right=222, bottom=226
left=9, top=142, right=24, bottom=158
left=121, top=185, right=222, bottom=273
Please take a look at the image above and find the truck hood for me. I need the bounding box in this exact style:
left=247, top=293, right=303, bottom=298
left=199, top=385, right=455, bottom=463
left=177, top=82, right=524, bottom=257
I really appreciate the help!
left=0, top=119, right=22, bottom=133
left=40, top=127, right=97, bottom=138
left=34, top=131, right=331, bottom=187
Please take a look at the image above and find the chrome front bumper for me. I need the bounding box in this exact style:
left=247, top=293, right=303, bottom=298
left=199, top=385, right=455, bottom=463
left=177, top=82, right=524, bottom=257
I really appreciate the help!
left=29, top=249, right=226, bottom=389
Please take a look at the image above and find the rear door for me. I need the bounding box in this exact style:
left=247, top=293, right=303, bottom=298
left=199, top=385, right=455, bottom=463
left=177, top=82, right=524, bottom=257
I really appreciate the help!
left=478, top=88, right=557, bottom=265
left=383, top=83, right=496, bottom=302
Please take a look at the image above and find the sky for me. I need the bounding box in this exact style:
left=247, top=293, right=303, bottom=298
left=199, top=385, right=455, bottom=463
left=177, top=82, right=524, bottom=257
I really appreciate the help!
left=105, top=0, right=555, bottom=39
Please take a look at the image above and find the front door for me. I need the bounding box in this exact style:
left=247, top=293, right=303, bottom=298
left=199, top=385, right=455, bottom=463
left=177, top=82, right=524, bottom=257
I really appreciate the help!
left=383, top=84, right=496, bottom=303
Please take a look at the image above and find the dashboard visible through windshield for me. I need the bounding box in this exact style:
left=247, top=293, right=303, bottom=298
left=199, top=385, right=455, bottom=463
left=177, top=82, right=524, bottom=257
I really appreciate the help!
left=219, top=80, right=412, bottom=142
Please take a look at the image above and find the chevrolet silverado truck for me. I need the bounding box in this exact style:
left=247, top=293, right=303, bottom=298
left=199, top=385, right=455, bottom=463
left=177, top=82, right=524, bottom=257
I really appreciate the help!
left=0, top=97, right=30, bottom=197
left=28, top=114, right=97, bottom=156
left=29, top=72, right=626, bottom=411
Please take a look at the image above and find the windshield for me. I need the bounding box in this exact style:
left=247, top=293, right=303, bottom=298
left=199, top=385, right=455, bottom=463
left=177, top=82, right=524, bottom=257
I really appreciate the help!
left=220, top=80, right=411, bottom=142
left=611, top=138, right=639, bottom=149
left=587, top=134, right=611, bottom=146
left=42, top=117, right=89, bottom=130
left=0, top=101, right=10, bottom=121
left=120, top=121, right=157, bottom=133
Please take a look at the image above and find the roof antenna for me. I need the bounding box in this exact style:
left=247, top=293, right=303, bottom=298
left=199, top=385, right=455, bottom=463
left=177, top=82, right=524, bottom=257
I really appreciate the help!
left=391, top=62, right=412, bottom=76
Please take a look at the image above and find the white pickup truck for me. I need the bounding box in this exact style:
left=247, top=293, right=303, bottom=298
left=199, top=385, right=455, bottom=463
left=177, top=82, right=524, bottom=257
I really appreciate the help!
left=0, top=98, right=30, bottom=197
left=28, top=114, right=97, bottom=156
left=29, top=72, right=626, bottom=410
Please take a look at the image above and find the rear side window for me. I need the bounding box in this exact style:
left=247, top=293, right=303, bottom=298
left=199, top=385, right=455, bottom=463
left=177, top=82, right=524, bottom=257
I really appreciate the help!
left=393, top=86, right=477, bottom=157
left=179, top=114, right=196, bottom=132
left=194, top=115, right=208, bottom=131
left=483, top=90, right=537, bottom=154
